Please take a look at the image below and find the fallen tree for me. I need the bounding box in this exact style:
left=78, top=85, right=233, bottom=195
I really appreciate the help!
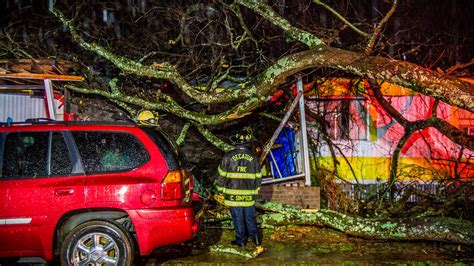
left=205, top=199, right=474, bottom=245
left=256, top=201, right=474, bottom=244
left=46, top=2, right=472, bottom=138
left=2, top=1, right=473, bottom=244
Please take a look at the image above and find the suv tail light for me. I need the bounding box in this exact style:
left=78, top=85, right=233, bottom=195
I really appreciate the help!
left=161, top=170, right=193, bottom=204
left=161, top=170, right=184, bottom=200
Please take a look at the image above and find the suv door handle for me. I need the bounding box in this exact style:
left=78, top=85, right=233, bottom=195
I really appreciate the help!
left=54, top=188, right=75, bottom=196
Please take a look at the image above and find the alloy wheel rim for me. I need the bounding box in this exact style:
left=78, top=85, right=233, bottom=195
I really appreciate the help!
left=70, top=232, right=120, bottom=265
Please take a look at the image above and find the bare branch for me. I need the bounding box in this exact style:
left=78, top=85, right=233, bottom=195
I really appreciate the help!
left=365, top=0, right=398, bottom=55
left=445, top=59, right=474, bottom=75
left=312, top=0, right=368, bottom=38
left=52, top=7, right=253, bottom=104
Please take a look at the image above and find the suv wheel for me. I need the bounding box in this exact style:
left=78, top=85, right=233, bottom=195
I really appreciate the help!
left=60, top=220, right=135, bottom=266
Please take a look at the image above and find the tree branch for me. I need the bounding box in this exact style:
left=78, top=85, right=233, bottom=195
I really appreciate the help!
left=194, top=123, right=234, bottom=151
left=365, top=0, right=398, bottom=55
left=65, top=83, right=258, bottom=125
left=176, top=122, right=191, bottom=146
left=312, top=0, right=368, bottom=38
left=234, top=1, right=473, bottom=112
left=52, top=7, right=253, bottom=105
left=278, top=47, right=474, bottom=112
left=372, top=86, right=474, bottom=150
left=236, top=0, right=325, bottom=48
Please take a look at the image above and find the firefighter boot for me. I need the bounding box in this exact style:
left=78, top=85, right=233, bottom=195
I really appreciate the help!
left=250, top=235, right=261, bottom=246
left=231, top=240, right=246, bottom=247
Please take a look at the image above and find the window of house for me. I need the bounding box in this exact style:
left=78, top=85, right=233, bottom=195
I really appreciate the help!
left=310, top=98, right=368, bottom=140
left=1, top=132, right=73, bottom=179
left=72, top=131, right=149, bottom=174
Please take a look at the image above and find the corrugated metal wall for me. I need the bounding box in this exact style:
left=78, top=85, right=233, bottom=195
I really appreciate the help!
left=0, top=93, right=63, bottom=122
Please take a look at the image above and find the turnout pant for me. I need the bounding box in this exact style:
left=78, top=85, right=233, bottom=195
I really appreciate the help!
left=230, top=206, right=258, bottom=245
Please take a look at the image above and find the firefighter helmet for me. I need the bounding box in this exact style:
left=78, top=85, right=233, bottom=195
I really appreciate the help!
left=137, top=110, right=157, bottom=125
left=230, top=128, right=254, bottom=144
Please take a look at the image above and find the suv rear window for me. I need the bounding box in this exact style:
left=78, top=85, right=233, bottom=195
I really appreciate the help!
left=72, top=131, right=149, bottom=174
left=141, top=127, right=185, bottom=170
left=1, top=131, right=73, bottom=179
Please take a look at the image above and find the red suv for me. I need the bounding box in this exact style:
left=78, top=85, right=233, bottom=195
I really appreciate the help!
left=0, top=120, right=199, bottom=264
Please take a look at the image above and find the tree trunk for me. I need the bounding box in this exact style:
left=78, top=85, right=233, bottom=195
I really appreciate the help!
left=255, top=201, right=474, bottom=244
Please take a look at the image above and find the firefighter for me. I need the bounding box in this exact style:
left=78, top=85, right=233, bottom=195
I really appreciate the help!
left=215, top=128, right=262, bottom=247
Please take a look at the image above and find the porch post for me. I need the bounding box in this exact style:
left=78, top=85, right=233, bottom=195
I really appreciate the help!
left=43, top=79, right=56, bottom=120
left=297, top=77, right=311, bottom=186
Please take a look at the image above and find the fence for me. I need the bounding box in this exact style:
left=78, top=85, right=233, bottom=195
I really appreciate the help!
left=335, top=181, right=443, bottom=203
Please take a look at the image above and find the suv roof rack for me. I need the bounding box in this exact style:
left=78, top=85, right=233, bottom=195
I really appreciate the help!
left=0, top=119, right=137, bottom=127
left=25, top=118, right=56, bottom=123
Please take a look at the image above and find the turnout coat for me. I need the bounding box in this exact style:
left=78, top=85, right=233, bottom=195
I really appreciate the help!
left=215, top=145, right=262, bottom=207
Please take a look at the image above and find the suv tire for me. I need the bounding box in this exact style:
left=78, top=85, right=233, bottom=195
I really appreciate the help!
left=60, top=220, right=135, bottom=266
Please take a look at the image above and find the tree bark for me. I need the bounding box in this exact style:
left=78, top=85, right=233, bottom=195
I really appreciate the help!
left=270, top=46, right=474, bottom=112
left=255, top=201, right=474, bottom=244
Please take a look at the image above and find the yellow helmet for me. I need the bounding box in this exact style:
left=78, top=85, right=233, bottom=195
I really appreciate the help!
left=137, top=110, right=157, bottom=125
left=230, top=128, right=254, bottom=144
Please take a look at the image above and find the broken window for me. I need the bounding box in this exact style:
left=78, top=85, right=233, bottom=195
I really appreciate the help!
left=72, top=131, right=149, bottom=174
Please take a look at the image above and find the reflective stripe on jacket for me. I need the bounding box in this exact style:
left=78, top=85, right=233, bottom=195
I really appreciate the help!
left=215, top=146, right=262, bottom=207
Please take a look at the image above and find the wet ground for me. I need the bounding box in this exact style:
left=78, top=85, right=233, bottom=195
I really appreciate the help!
left=1, top=226, right=472, bottom=265
left=144, top=226, right=474, bottom=265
